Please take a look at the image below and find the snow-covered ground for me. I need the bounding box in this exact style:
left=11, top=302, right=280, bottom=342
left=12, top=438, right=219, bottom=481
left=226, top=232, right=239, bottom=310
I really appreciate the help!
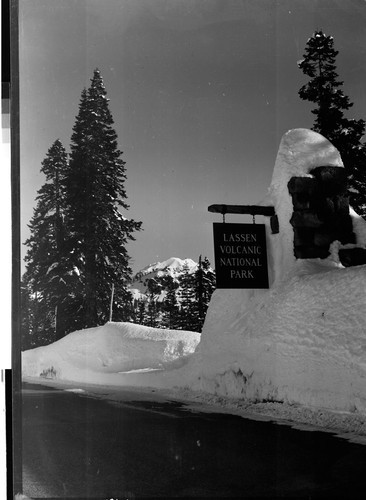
left=22, top=129, right=366, bottom=441
left=187, top=129, right=366, bottom=419
left=22, top=321, right=200, bottom=383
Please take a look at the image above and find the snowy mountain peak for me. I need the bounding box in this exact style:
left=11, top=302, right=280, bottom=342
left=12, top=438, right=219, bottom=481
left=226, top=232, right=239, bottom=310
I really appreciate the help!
left=129, top=257, right=199, bottom=301
left=135, top=257, right=198, bottom=279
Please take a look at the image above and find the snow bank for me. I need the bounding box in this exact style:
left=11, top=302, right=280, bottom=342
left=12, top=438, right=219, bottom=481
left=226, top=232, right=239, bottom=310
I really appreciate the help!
left=22, top=322, right=200, bottom=382
left=22, top=129, right=366, bottom=431
left=189, top=129, right=366, bottom=415
left=192, top=263, right=366, bottom=412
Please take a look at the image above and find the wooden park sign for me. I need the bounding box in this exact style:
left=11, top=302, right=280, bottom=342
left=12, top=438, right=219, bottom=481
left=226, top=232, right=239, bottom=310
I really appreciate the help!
left=209, top=205, right=274, bottom=289
left=213, top=223, right=269, bottom=289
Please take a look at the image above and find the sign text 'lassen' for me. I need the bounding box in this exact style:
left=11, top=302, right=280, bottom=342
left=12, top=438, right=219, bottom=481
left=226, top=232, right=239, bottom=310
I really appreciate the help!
left=213, top=223, right=269, bottom=288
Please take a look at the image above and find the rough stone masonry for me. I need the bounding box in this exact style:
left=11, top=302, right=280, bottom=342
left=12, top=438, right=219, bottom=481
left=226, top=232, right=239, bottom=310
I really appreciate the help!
left=288, top=165, right=366, bottom=266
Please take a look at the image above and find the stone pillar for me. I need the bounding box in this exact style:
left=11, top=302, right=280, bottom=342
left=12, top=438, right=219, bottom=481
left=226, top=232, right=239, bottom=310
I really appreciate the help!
left=288, top=166, right=355, bottom=259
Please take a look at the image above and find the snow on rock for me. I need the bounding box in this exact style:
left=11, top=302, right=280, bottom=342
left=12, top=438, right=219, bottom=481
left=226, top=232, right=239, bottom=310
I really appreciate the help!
left=187, top=129, right=366, bottom=416
left=22, top=322, right=200, bottom=382
left=350, top=207, right=366, bottom=245
left=144, top=257, right=197, bottom=274
left=134, top=257, right=197, bottom=279
left=129, top=257, right=198, bottom=301
left=265, top=128, right=344, bottom=284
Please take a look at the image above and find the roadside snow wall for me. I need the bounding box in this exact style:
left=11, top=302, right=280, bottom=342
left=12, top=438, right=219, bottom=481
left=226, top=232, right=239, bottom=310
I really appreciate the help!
left=190, top=129, right=366, bottom=414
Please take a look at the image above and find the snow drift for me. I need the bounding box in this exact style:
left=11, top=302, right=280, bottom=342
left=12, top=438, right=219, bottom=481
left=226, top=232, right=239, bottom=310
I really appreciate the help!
left=191, top=261, right=366, bottom=412
left=22, top=129, right=366, bottom=421
left=189, top=128, right=366, bottom=414
left=22, top=322, right=200, bottom=381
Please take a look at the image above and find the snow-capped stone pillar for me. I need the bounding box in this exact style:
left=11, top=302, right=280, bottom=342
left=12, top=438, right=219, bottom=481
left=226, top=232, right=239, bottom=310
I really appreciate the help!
left=266, top=128, right=366, bottom=280
left=268, top=129, right=345, bottom=282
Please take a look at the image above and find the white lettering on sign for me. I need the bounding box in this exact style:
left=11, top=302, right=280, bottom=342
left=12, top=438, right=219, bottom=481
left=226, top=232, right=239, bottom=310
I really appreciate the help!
left=220, top=257, right=262, bottom=267
left=219, top=245, right=262, bottom=255
left=223, top=233, right=257, bottom=243
left=230, top=269, right=255, bottom=279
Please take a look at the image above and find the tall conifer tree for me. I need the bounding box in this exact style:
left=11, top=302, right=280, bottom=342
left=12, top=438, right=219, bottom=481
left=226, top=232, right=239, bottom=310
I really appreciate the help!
left=66, top=69, right=142, bottom=328
left=177, top=263, right=196, bottom=331
left=161, top=275, right=180, bottom=329
left=298, top=30, right=366, bottom=215
left=192, top=256, right=216, bottom=332
left=23, top=139, right=72, bottom=345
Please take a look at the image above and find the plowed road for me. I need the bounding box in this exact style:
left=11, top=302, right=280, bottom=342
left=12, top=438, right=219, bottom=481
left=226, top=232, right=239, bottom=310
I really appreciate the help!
left=22, top=382, right=366, bottom=498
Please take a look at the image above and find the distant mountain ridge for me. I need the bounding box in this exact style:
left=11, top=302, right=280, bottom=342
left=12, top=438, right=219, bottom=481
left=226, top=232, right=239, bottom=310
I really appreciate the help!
left=129, top=257, right=198, bottom=300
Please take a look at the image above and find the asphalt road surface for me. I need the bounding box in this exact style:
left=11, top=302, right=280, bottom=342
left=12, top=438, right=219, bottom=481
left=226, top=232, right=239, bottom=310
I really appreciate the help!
left=22, top=382, right=366, bottom=498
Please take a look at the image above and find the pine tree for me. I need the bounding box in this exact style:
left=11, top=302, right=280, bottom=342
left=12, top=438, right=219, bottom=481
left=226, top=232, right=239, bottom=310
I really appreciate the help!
left=23, top=139, right=75, bottom=344
left=192, top=256, right=216, bottom=332
left=177, top=263, right=196, bottom=331
left=136, top=299, right=147, bottom=325
left=298, top=30, right=366, bottom=215
left=20, top=280, right=34, bottom=349
left=145, top=278, right=162, bottom=327
left=161, top=275, right=180, bottom=329
left=66, top=69, right=142, bottom=328
left=110, top=285, right=136, bottom=323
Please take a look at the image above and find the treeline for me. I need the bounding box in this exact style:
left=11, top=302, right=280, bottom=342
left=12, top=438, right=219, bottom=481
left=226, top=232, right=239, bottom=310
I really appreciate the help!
left=21, top=70, right=217, bottom=351
left=21, top=70, right=142, bottom=350
left=132, top=257, right=216, bottom=332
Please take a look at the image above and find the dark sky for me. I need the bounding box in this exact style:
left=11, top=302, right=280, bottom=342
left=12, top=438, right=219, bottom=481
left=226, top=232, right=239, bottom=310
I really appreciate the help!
left=19, top=0, right=366, bottom=272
